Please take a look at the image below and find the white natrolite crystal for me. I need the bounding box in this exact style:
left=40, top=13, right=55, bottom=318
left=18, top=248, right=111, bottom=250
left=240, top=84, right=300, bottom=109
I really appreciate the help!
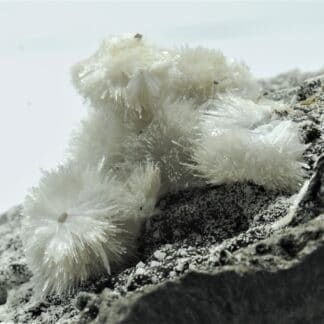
left=22, top=162, right=160, bottom=295
left=191, top=120, right=305, bottom=191
left=22, top=34, right=306, bottom=295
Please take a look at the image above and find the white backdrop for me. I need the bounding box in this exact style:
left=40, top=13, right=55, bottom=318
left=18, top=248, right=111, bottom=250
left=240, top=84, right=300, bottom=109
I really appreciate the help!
left=0, top=1, right=323, bottom=213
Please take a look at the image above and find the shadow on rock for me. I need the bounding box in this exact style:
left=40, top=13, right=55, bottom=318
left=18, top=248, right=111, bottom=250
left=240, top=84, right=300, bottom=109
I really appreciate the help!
left=140, top=183, right=285, bottom=256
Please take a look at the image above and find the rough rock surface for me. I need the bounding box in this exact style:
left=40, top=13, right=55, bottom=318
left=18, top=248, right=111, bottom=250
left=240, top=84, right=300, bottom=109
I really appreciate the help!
left=0, top=70, right=323, bottom=323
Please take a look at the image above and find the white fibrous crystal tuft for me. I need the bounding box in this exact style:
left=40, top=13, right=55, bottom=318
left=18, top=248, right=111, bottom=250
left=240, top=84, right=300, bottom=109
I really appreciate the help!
left=22, top=162, right=160, bottom=296
left=191, top=120, right=305, bottom=191
left=22, top=34, right=306, bottom=295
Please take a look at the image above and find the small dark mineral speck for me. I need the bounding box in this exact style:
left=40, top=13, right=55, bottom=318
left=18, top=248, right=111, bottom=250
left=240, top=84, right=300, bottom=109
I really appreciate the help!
left=28, top=302, right=47, bottom=318
left=219, top=250, right=229, bottom=265
left=255, top=243, right=271, bottom=255
left=10, top=263, right=26, bottom=274
left=85, top=303, right=99, bottom=319
left=76, top=293, right=91, bottom=311
left=0, top=286, right=7, bottom=305
left=303, top=124, right=321, bottom=144
left=279, top=235, right=299, bottom=257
